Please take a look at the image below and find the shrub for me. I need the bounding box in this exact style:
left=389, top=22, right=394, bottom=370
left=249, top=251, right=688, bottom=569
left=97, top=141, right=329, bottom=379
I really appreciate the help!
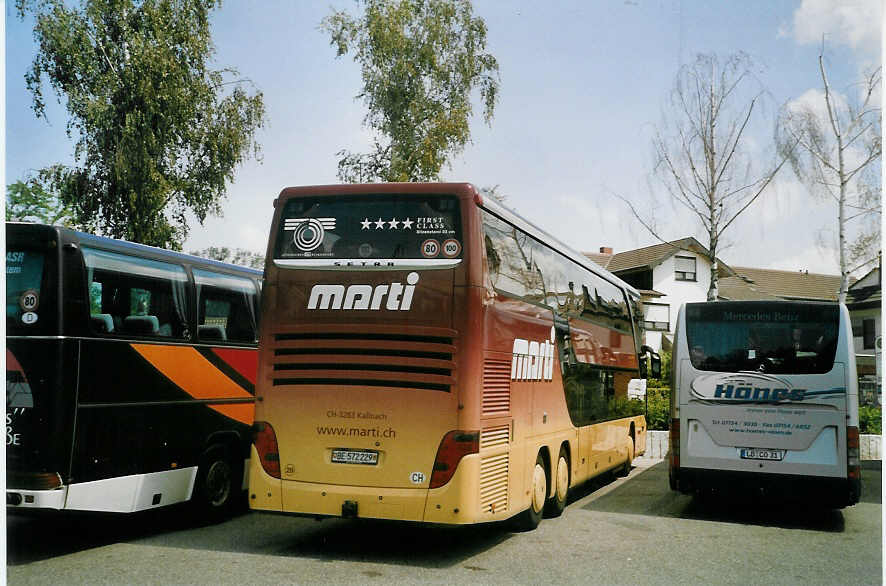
left=645, top=385, right=670, bottom=431
left=859, top=404, right=882, bottom=435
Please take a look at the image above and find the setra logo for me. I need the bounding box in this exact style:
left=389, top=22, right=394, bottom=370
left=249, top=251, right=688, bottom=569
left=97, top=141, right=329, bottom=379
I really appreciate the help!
left=308, top=272, right=420, bottom=311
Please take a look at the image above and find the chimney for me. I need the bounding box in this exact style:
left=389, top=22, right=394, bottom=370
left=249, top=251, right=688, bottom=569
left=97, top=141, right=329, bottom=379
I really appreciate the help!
left=599, top=246, right=613, bottom=255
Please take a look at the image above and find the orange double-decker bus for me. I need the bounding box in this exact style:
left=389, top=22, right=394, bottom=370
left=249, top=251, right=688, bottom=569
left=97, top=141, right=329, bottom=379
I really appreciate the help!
left=249, top=183, right=660, bottom=529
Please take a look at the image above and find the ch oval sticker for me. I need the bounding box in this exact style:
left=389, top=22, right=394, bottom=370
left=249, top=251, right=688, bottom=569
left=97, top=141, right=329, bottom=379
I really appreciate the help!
left=410, top=471, right=426, bottom=485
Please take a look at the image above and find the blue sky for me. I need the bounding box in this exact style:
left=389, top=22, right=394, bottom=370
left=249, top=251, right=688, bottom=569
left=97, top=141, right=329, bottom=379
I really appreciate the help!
left=5, top=0, right=882, bottom=274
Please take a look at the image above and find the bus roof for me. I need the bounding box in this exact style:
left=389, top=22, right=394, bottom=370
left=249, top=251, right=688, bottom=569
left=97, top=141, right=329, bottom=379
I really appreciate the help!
left=6, top=222, right=263, bottom=278
left=274, top=183, right=640, bottom=300
left=478, top=191, right=641, bottom=300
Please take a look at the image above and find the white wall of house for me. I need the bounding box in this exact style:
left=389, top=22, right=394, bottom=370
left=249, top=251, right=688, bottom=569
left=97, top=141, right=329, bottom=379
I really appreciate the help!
left=643, top=252, right=712, bottom=352
left=850, top=307, right=881, bottom=356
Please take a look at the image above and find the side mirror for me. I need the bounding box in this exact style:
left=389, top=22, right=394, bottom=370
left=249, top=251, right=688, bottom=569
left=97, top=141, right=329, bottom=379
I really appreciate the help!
left=641, top=345, right=662, bottom=379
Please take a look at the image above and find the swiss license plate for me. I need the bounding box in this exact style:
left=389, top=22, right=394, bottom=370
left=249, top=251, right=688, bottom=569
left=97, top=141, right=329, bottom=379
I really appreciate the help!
left=331, top=448, right=379, bottom=465
left=740, top=448, right=784, bottom=461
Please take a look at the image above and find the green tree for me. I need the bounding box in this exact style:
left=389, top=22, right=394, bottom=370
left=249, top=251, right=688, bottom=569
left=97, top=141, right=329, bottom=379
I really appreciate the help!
left=190, top=246, right=265, bottom=269
left=321, top=0, right=499, bottom=182
left=6, top=165, right=76, bottom=226
left=18, top=0, right=265, bottom=250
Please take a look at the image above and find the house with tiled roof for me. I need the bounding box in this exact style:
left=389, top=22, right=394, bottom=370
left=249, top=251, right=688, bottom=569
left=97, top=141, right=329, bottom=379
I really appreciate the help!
left=586, top=237, right=734, bottom=351
left=587, top=237, right=872, bottom=354
left=846, top=263, right=882, bottom=403
left=725, top=266, right=843, bottom=302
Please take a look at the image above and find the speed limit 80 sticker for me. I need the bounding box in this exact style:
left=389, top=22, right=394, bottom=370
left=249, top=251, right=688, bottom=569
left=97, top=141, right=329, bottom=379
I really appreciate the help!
left=421, top=239, right=440, bottom=258
left=20, top=289, right=39, bottom=312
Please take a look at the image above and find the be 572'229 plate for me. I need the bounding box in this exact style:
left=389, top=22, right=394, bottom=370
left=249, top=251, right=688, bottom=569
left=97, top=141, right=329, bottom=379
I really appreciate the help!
left=331, top=448, right=379, bottom=465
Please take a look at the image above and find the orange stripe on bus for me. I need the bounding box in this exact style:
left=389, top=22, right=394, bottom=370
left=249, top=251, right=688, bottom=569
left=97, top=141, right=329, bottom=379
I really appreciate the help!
left=131, top=344, right=254, bottom=425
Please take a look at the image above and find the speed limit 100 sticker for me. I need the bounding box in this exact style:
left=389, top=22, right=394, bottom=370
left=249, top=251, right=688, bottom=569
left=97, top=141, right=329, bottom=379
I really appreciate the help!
left=421, top=239, right=440, bottom=258
left=442, top=239, right=461, bottom=258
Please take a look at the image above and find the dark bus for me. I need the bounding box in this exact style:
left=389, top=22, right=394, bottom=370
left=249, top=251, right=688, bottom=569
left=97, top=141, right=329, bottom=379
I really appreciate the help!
left=6, top=223, right=261, bottom=519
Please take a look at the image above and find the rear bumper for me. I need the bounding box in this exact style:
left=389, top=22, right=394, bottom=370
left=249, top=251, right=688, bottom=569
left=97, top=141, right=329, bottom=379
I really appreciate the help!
left=6, top=487, right=68, bottom=511
left=248, top=449, right=497, bottom=524
left=670, top=466, right=860, bottom=508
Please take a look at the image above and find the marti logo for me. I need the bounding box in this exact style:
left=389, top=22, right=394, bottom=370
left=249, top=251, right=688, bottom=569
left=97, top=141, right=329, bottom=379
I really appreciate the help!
left=511, top=327, right=556, bottom=382
left=308, top=272, right=419, bottom=311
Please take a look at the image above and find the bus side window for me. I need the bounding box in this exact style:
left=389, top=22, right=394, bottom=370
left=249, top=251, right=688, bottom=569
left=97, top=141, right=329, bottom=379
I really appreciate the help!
left=193, top=269, right=258, bottom=344
left=82, top=247, right=190, bottom=339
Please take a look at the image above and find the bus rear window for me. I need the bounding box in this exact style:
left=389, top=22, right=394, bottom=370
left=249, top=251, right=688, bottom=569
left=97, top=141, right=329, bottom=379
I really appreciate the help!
left=685, top=302, right=839, bottom=375
left=6, top=251, right=45, bottom=328
left=274, top=194, right=462, bottom=263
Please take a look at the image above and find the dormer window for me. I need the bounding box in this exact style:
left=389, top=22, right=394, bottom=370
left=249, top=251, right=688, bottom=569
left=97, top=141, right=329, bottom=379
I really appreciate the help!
left=675, top=255, right=697, bottom=281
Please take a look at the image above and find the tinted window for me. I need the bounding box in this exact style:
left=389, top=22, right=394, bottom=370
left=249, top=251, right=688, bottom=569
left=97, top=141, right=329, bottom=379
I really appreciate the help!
left=563, top=366, right=643, bottom=426
left=482, top=211, right=540, bottom=298
left=685, top=302, right=839, bottom=374
left=6, top=251, right=45, bottom=330
left=193, top=269, right=258, bottom=344
left=482, top=210, right=631, bottom=333
left=275, top=194, right=462, bottom=261
left=83, top=248, right=190, bottom=339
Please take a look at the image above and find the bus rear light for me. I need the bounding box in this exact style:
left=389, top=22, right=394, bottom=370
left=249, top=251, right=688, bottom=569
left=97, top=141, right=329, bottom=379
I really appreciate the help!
left=669, top=418, right=680, bottom=469
left=252, top=421, right=281, bottom=479
left=429, top=430, right=479, bottom=489
left=847, top=426, right=860, bottom=479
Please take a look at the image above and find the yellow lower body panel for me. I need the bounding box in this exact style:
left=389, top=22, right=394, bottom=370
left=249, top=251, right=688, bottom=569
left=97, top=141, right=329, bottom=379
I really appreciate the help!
left=250, top=452, right=507, bottom=525
left=279, top=479, right=428, bottom=521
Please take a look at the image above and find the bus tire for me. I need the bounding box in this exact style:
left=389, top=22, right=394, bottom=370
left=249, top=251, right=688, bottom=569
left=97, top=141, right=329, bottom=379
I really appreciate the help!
left=619, top=436, right=634, bottom=477
left=545, top=447, right=569, bottom=518
left=193, top=445, right=239, bottom=522
left=515, top=454, right=547, bottom=531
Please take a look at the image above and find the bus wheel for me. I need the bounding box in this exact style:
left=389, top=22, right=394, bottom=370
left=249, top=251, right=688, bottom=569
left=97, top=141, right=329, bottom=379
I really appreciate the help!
left=194, top=445, right=237, bottom=521
left=545, top=448, right=569, bottom=517
left=619, top=437, right=634, bottom=477
left=515, top=454, right=547, bottom=531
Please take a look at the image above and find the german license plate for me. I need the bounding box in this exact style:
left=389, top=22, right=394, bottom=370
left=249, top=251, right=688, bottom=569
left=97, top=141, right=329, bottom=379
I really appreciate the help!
left=331, top=448, right=378, bottom=465
left=740, top=448, right=784, bottom=461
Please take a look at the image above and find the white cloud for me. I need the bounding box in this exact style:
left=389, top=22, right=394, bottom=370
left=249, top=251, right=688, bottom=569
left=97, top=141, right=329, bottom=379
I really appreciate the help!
left=789, top=0, right=882, bottom=55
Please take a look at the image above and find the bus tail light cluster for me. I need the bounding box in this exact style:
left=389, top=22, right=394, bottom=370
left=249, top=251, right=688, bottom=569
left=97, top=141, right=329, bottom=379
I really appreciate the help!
left=430, top=430, right=479, bottom=489
left=252, top=421, right=281, bottom=479
left=669, top=418, right=680, bottom=470
left=847, top=425, right=860, bottom=480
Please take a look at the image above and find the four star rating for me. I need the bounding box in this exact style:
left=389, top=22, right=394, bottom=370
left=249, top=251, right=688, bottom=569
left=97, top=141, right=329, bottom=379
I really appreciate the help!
left=361, top=217, right=415, bottom=230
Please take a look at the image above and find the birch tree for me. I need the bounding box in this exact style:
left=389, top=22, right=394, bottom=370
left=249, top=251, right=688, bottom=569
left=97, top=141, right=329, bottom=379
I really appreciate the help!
left=322, top=0, right=499, bottom=182
left=777, top=55, right=881, bottom=302
left=18, top=0, right=265, bottom=250
left=627, top=53, right=793, bottom=301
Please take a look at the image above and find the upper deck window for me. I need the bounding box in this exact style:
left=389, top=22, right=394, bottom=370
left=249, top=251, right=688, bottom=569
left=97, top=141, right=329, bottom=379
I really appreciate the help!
left=83, top=247, right=190, bottom=339
left=193, top=269, right=259, bottom=343
left=274, top=194, right=462, bottom=265
left=685, top=302, right=839, bottom=374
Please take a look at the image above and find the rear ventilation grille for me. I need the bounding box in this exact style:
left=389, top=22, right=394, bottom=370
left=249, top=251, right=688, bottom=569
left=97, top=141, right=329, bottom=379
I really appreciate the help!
left=480, top=425, right=510, bottom=450
left=479, top=453, right=509, bottom=514
left=271, top=328, right=456, bottom=392
left=482, top=359, right=511, bottom=417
